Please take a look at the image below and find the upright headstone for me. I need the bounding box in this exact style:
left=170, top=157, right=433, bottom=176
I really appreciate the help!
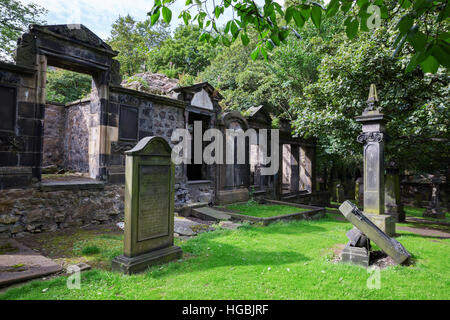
left=355, top=84, right=395, bottom=236
left=112, top=137, right=182, bottom=274
left=385, top=162, right=405, bottom=222
left=424, top=172, right=445, bottom=219
left=336, top=184, right=345, bottom=203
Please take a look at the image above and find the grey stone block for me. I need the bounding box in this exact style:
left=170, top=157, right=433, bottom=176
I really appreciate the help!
left=341, top=243, right=370, bottom=267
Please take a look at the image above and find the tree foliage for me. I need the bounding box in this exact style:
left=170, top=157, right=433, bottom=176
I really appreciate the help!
left=149, top=0, right=449, bottom=74
left=0, top=0, right=47, bottom=61
left=46, top=69, right=92, bottom=104
left=107, top=15, right=170, bottom=76
left=293, top=27, right=449, bottom=172
left=147, top=25, right=217, bottom=78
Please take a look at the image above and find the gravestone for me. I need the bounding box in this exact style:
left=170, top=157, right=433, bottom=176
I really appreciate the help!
left=385, top=162, right=405, bottom=222
left=112, top=136, right=182, bottom=274
left=339, top=201, right=410, bottom=265
left=424, top=172, right=445, bottom=219
left=355, top=84, right=395, bottom=236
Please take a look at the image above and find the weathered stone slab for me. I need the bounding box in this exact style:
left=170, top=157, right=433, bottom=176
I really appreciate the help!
left=174, top=216, right=213, bottom=236
left=341, top=243, right=370, bottom=267
left=339, top=201, right=410, bottom=265
left=346, top=227, right=369, bottom=248
left=178, top=202, right=209, bottom=217
left=0, top=239, right=62, bottom=287
left=192, top=207, right=231, bottom=222
left=219, top=221, right=243, bottom=230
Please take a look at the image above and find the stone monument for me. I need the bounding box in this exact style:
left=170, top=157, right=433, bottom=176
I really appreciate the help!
left=112, top=136, right=182, bottom=274
left=355, top=84, right=395, bottom=236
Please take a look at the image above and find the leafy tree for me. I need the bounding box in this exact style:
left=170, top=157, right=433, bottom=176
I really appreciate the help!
left=0, top=0, right=46, bottom=61
left=293, top=26, right=449, bottom=173
left=198, top=15, right=343, bottom=118
left=46, top=69, right=92, bottom=104
left=149, top=0, right=449, bottom=73
left=147, top=25, right=217, bottom=78
left=107, top=15, right=170, bottom=76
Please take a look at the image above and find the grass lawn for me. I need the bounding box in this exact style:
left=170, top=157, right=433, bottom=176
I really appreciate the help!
left=1, top=215, right=449, bottom=300
left=225, top=202, right=310, bottom=218
left=403, top=206, right=450, bottom=222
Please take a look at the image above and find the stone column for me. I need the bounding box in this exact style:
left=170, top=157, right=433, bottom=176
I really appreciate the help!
left=290, top=144, right=300, bottom=193
left=300, top=145, right=315, bottom=193
left=385, top=162, right=405, bottom=222
left=355, top=84, right=395, bottom=236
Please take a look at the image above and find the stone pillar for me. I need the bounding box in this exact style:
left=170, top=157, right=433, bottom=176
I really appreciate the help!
left=385, top=162, right=405, bottom=222
left=355, top=84, right=395, bottom=236
left=424, top=173, right=445, bottom=219
left=300, top=145, right=315, bottom=193
left=290, top=144, right=300, bottom=193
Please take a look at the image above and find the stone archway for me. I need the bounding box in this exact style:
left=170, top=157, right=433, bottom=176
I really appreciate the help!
left=15, top=24, right=122, bottom=181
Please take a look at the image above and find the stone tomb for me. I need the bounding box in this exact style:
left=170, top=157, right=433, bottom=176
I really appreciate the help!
left=112, top=137, right=182, bottom=274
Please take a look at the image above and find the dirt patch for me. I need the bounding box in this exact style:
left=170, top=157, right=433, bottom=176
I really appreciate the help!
left=18, top=223, right=123, bottom=270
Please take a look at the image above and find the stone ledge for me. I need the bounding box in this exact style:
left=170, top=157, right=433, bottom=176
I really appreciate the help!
left=38, top=179, right=105, bottom=192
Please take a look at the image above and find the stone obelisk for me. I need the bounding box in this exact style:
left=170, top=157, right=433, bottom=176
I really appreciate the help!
left=355, top=84, right=395, bottom=236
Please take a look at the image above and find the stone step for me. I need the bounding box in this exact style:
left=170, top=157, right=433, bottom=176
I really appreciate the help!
left=191, top=207, right=231, bottom=222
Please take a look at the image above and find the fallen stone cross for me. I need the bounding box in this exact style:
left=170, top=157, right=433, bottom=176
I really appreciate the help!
left=339, top=201, right=411, bottom=265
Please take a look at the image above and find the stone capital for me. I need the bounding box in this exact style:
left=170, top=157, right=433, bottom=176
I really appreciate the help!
left=357, top=132, right=384, bottom=144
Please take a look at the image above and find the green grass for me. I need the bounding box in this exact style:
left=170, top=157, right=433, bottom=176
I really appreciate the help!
left=404, top=206, right=450, bottom=222
left=1, top=216, right=449, bottom=300
left=225, top=202, right=309, bottom=218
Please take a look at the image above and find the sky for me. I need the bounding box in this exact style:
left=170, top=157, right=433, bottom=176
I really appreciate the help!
left=19, top=0, right=284, bottom=41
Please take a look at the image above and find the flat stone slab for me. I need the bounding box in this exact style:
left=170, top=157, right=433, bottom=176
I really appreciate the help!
left=174, top=217, right=213, bottom=236
left=39, top=178, right=104, bottom=191
left=219, top=221, right=243, bottom=230
left=339, top=201, right=411, bottom=265
left=192, top=207, right=231, bottom=222
left=0, top=239, right=62, bottom=287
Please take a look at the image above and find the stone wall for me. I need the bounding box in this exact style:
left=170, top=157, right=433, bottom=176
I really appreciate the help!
left=109, top=88, right=191, bottom=207
left=64, top=100, right=90, bottom=172
left=0, top=184, right=124, bottom=238
left=42, top=103, right=65, bottom=168
left=0, top=62, right=41, bottom=188
left=42, top=100, right=90, bottom=172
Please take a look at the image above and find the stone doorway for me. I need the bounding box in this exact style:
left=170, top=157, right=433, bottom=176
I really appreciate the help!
left=42, top=68, right=93, bottom=181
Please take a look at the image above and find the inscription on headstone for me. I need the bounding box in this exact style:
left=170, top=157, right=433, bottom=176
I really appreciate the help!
left=112, top=136, right=182, bottom=274
left=138, top=165, right=170, bottom=241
